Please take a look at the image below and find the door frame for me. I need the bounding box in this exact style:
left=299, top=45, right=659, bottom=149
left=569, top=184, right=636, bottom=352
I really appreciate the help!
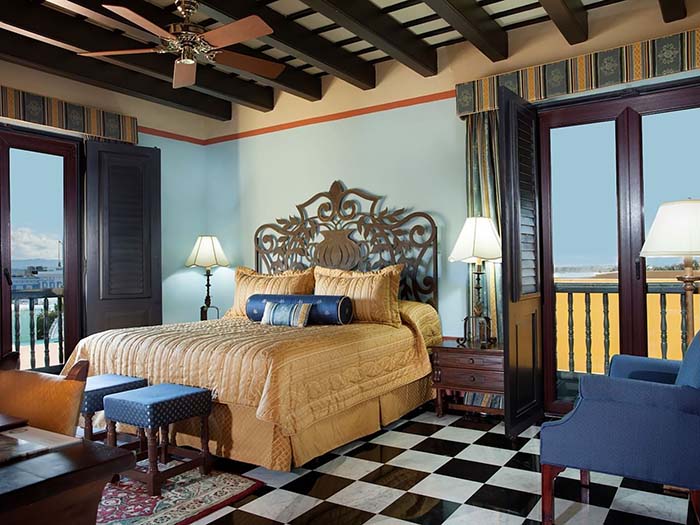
left=0, top=126, right=82, bottom=365
left=538, top=84, right=700, bottom=413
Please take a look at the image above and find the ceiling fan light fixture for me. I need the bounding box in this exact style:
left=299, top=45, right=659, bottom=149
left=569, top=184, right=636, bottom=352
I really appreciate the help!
left=178, top=46, right=196, bottom=65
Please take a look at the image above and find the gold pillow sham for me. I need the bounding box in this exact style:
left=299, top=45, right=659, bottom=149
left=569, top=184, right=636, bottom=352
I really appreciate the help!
left=314, top=264, right=403, bottom=327
left=228, top=266, right=315, bottom=317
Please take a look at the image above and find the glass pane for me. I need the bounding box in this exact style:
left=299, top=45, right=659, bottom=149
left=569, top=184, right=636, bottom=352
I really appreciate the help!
left=9, top=149, right=65, bottom=370
left=643, top=108, right=700, bottom=360
left=550, top=121, right=619, bottom=401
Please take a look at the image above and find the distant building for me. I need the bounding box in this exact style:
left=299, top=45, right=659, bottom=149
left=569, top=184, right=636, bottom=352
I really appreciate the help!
left=11, top=265, right=63, bottom=291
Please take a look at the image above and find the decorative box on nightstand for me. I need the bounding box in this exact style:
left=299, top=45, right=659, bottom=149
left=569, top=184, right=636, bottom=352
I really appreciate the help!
left=429, top=339, right=504, bottom=417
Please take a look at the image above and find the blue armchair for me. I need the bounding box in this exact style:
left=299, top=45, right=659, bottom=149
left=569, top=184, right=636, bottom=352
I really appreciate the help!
left=539, top=334, right=700, bottom=524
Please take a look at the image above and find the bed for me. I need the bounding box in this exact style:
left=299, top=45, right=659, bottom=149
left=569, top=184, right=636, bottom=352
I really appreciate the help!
left=64, top=181, right=441, bottom=471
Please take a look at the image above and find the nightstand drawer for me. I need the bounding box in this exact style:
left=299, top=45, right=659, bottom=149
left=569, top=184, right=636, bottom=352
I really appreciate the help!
left=432, top=367, right=503, bottom=391
left=432, top=351, right=503, bottom=371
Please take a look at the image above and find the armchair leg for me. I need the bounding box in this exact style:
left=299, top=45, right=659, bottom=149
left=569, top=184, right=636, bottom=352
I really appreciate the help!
left=580, top=470, right=590, bottom=487
left=542, top=464, right=565, bottom=525
left=688, top=490, right=700, bottom=525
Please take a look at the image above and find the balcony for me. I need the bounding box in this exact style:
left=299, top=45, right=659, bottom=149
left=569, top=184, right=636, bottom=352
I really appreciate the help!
left=554, top=280, right=697, bottom=400
left=11, top=288, right=65, bottom=370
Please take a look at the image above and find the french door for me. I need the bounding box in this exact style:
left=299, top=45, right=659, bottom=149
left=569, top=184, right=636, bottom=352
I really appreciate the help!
left=539, top=84, right=700, bottom=413
left=0, top=128, right=81, bottom=370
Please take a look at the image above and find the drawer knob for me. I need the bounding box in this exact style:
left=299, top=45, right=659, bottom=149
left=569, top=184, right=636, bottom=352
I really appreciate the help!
left=468, top=358, right=475, bottom=364
left=470, top=375, right=476, bottom=382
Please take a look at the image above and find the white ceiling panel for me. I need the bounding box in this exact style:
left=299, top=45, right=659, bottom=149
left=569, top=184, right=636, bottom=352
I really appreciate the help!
left=266, top=0, right=309, bottom=16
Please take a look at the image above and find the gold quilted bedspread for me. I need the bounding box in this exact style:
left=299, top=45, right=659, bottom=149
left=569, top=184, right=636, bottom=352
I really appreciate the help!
left=65, top=301, right=441, bottom=437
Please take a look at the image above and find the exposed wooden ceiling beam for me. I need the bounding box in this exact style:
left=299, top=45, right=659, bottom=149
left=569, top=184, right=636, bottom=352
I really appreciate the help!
left=3, top=2, right=272, bottom=112
left=539, top=0, right=588, bottom=44
left=52, top=0, right=322, bottom=101
left=0, top=29, right=231, bottom=121
left=299, top=0, right=437, bottom=76
left=199, top=0, right=376, bottom=89
left=658, top=0, right=687, bottom=22
left=423, top=0, right=508, bottom=61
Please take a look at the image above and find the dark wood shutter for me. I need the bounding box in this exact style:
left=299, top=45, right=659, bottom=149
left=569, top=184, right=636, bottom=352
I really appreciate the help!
left=85, top=141, right=161, bottom=335
left=498, top=87, right=544, bottom=438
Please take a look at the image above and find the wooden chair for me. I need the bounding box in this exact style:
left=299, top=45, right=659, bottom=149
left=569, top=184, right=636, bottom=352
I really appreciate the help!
left=0, top=356, right=90, bottom=436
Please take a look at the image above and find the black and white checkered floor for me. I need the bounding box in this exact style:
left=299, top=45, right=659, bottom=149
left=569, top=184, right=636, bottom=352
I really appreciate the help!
left=192, top=403, right=691, bottom=525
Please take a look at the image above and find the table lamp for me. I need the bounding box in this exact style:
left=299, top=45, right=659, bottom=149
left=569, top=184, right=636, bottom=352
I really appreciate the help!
left=186, top=235, right=230, bottom=320
left=641, top=199, right=700, bottom=338
left=449, top=217, right=502, bottom=347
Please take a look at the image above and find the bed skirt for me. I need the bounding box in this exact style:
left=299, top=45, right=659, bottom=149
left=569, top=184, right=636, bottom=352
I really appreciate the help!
left=171, top=374, right=433, bottom=471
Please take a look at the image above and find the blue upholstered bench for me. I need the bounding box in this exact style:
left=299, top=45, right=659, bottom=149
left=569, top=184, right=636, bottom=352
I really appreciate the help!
left=82, top=374, right=147, bottom=441
left=104, top=383, right=212, bottom=496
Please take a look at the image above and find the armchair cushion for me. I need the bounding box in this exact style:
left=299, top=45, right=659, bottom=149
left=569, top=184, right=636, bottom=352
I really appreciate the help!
left=676, top=332, right=700, bottom=388
left=609, top=354, right=680, bottom=384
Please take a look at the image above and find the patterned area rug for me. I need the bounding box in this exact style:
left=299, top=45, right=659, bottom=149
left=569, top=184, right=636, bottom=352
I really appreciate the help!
left=97, top=462, right=262, bottom=525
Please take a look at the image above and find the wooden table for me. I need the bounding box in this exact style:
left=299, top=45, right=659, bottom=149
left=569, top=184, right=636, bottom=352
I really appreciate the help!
left=430, top=339, right=505, bottom=417
left=0, top=435, right=135, bottom=525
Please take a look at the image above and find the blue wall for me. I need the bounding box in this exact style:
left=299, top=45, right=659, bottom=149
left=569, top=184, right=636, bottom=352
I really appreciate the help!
left=145, top=98, right=471, bottom=335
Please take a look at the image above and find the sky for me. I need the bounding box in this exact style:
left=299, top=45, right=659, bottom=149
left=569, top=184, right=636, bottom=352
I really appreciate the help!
left=9, top=149, right=63, bottom=262
left=550, top=106, right=700, bottom=270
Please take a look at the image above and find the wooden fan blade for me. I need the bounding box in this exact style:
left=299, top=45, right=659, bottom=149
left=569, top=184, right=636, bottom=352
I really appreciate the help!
left=202, top=15, right=273, bottom=50
left=79, top=48, right=158, bottom=57
left=173, top=60, right=197, bottom=88
left=214, top=50, right=284, bottom=79
left=103, top=5, right=173, bottom=41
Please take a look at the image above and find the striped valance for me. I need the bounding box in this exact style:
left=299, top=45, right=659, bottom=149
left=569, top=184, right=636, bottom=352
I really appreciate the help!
left=0, top=86, right=138, bottom=143
left=456, top=28, right=700, bottom=117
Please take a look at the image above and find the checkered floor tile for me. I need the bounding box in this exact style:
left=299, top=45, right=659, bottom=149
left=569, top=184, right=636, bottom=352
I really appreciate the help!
left=190, top=403, right=692, bottom=525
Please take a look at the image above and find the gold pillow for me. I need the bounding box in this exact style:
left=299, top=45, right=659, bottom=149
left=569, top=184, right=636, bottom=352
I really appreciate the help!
left=314, top=264, right=403, bottom=327
left=0, top=369, right=85, bottom=436
left=228, top=266, right=315, bottom=317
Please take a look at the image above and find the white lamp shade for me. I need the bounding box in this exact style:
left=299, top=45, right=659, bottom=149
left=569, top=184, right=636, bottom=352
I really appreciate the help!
left=186, top=236, right=230, bottom=268
left=640, top=200, right=700, bottom=257
left=449, top=217, right=502, bottom=263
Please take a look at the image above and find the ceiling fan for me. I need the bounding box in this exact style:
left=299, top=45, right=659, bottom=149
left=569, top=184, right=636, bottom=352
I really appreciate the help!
left=79, top=0, right=285, bottom=88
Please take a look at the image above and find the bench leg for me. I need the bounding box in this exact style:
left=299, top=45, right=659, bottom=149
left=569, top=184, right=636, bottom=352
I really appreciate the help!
left=146, top=427, right=161, bottom=496
left=160, top=425, right=169, bottom=464
left=106, top=419, right=117, bottom=447
left=542, top=464, right=565, bottom=524
left=83, top=412, right=94, bottom=441
left=200, top=415, right=211, bottom=475
left=138, top=427, right=147, bottom=453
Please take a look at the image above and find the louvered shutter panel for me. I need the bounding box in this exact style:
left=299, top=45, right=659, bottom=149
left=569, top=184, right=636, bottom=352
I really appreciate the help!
left=85, top=141, right=161, bottom=335
left=498, top=87, right=544, bottom=438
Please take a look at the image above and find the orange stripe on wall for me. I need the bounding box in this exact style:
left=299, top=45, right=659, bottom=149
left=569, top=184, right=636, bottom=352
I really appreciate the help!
left=139, top=89, right=456, bottom=146
left=138, top=126, right=208, bottom=145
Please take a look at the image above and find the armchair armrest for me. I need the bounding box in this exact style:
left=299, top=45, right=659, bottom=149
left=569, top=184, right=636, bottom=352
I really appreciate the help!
left=580, top=374, right=700, bottom=416
left=608, top=354, right=680, bottom=384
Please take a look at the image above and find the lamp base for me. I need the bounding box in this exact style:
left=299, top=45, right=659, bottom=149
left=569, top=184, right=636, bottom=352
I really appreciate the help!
left=457, top=314, right=496, bottom=349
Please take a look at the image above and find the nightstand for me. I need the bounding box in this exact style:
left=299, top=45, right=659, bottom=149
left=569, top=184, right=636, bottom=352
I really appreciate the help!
left=430, top=339, right=504, bottom=417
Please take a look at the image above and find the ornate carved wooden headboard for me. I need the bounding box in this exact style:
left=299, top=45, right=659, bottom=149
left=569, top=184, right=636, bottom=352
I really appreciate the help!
left=254, top=181, right=439, bottom=307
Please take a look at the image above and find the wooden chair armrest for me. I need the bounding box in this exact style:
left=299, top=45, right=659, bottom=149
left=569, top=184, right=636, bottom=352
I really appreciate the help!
left=66, top=360, right=89, bottom=382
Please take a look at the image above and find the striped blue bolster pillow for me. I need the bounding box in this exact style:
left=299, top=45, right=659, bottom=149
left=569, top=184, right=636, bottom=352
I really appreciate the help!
left=246, top=294, right=353, bottom=325
left=261, top=301, right=312, bottom=328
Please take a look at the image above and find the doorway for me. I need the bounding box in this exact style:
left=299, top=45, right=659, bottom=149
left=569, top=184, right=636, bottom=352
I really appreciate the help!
left=539, top=84, right=700, bottom=413
left=0, top=128, right=81, bottom=370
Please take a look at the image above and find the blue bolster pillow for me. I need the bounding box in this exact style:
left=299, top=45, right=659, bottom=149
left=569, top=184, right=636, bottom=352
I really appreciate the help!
left=246, top=294, right=353, bottom=325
